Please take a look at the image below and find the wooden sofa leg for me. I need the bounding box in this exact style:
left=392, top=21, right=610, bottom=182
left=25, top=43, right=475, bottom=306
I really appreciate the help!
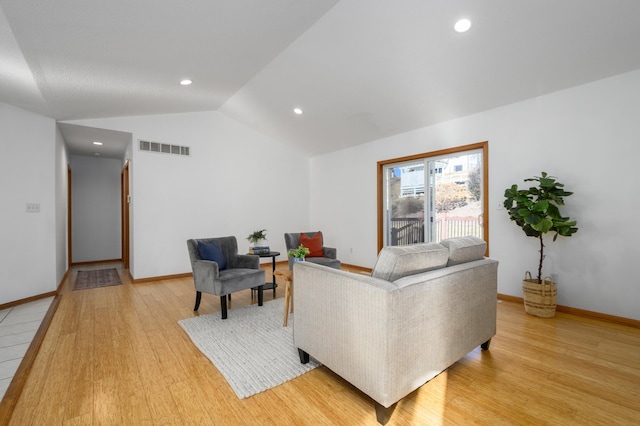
left=481, top=338, right=491, bottom=350
left=375, top=402, right=397, bottom=425
left=220, top=296, right=228, bottom=319
left=194, top=291, right=202, bottom=311
left=298, top=349, right=310, bottom=364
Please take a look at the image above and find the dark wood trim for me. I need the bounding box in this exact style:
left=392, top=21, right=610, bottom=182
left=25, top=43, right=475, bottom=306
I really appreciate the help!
left=131, top=262, right=290, bottom=284
left=121, top=161, right=130, bottom=270
left=132, top=272, right=193, bottom=284
left=481, top=142, right=489, bottom=256
left=71, top=258, right=122, bottom=266
left=497, top=293, right=522, bottom=304
left=0, top=293, right=61, bottom=424
left=0, top=292, right=57, bottom=311
left=57, top=269, right=70, bottom=293
left=497, top=293, right=640, bottom=329
left=340, top=263, right=372, bottom=275
left=67, top=165, right=72, bottom=267
left=376, top=141, right=489, bottom=254
left=377, top=157, right=384, bottom=254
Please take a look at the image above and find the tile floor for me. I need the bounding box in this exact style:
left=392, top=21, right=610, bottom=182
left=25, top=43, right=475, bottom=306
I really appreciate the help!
left=0, top=297, right=53, bottom=399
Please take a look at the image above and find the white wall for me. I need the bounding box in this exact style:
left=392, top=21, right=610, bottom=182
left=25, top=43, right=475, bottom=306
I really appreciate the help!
left=70, top=155, right=121, bottom=263
left=69, top=111, right=311, bottom=279
left=54, top=125, right=69, bottom=284
left=0, top=102, right=58, bottom=304
left=4, top=70, right=637, bottom=321
left=310, top=69, right=640, bottom=320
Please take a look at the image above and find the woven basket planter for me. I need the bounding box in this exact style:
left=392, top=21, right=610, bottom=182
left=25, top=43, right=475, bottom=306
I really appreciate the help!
left=522, top=271, right=557, bottom=318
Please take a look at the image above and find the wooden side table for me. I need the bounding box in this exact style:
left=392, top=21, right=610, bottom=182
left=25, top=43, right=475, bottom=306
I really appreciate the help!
left=274, top=269, right=293, bottom=326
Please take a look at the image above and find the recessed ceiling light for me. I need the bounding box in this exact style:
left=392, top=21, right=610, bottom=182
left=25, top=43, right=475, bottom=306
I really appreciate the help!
left=180, top=79, right=192, bottom=86
left=454, top=18, right=472, bottom=33
left=93, top=141, right=103, bottom=145
left=293, top=108, right=303, bottom=115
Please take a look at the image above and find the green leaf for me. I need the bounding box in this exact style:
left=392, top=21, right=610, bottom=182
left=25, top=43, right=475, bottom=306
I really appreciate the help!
left=532, top=218, right=553, bottom=233
left=525, top=213, right=541, bottom=225
left=539, top=177, right=556, bottom=187
left=533, top=200, right=548, bottom=211
left=518, top=208, right=531, bottom=217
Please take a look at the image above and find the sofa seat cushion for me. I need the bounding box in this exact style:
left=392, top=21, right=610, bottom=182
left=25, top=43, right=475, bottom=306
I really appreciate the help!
left=371, top=243, right=449, bottom=282
left=440, top=236, right=486, bottom=266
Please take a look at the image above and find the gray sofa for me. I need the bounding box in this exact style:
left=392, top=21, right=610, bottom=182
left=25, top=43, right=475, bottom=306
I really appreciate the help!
left=293, top=236, right=498, bottom=424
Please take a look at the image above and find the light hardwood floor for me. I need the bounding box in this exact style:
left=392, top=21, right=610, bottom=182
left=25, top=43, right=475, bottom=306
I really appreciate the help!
left=3, top=262, right=640, bottom=425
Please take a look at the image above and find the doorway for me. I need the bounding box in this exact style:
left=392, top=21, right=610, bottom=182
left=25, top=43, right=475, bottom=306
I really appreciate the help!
left=121, top=161, right=130, bottom=270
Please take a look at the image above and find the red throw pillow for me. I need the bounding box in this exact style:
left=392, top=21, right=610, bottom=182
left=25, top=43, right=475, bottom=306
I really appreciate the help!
left=299, top=232, right=324, bottom=257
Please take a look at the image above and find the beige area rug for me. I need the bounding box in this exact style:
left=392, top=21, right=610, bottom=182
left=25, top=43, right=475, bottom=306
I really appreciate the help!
left=73, top=268, right=122, bottom=290
left=178, top=298, right=319, bottom=399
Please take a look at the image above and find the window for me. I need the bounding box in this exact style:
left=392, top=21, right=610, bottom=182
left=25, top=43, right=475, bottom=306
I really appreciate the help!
left=377, top=142, right=488, bottom=253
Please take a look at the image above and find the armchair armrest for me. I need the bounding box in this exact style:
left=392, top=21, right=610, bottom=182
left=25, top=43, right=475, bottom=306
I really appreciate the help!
left=192, top=259, right=220, bottom=293
left=322, top=246, right=337, bottom=259
left=234, top=254, right=260, bottom=269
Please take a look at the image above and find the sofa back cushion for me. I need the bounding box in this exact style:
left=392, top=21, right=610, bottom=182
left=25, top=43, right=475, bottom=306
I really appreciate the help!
left=372, top=243, right=449, bottom=282
left=440, top=236, right=486, bottom=266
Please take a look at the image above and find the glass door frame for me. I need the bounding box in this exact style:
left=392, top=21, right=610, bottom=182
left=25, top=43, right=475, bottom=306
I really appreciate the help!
left=377, top=141, right=489, bottom=254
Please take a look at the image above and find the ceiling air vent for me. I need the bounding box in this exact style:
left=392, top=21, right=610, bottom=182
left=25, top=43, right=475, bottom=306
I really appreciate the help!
left=139, top=140, right=190, bottom=156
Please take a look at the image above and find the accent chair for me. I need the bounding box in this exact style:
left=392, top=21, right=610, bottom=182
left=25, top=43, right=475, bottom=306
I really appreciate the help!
left=284, top=231, right=341, bottom=270
left=186, top=236, right=265, bottom=319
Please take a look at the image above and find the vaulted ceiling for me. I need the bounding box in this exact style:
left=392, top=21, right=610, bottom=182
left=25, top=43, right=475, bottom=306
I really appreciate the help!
left=2, top=0, right=640, bottom=158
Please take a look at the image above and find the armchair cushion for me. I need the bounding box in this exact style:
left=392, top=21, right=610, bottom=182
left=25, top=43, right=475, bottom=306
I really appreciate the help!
left=300, top=231, right=324, bottom=257
left=197, top=240, right=227, bottom=270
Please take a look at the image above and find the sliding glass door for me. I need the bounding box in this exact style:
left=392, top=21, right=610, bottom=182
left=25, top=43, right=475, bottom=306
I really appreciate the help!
left=379, top=143, right=487, bottom=249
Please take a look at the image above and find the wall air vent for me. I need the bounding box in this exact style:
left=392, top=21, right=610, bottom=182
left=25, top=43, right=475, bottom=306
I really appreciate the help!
left=139, top=140, right=190, bottom=156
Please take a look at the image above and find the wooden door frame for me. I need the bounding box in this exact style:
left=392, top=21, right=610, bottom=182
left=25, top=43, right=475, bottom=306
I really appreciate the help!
left=121, top=161, right=130, bottom=270
left=67, top=165, right=72, bottom=267
left=377, top=141, right=489, bottom=254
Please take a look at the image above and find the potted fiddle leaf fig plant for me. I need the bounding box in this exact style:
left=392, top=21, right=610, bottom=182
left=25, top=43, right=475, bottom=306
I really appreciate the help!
left=503, top=172, right=578, bottom=317
left=288, top=245, right=310, bottom=262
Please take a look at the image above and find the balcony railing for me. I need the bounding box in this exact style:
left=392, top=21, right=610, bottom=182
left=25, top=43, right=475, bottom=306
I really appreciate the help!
left=390, top=216, right=481, bottom=246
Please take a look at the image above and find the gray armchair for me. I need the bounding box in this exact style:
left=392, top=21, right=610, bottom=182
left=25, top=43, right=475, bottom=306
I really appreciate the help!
left=284, top=232, right=341, bottom=270
left=187, top=236, right=265, bottom=319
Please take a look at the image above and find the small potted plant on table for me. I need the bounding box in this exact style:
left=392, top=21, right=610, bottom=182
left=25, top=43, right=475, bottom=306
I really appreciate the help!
left=288, top=245, right=310, bottom=263
left=247, top=229, right=269, bottom=254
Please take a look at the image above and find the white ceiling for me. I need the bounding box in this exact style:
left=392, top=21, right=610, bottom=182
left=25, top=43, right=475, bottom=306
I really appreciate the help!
left=2, top=0, right=640, bottom=158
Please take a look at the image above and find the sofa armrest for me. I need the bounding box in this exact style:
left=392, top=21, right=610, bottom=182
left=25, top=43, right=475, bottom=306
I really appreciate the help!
left=293, top=262, right=398, bottom=405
